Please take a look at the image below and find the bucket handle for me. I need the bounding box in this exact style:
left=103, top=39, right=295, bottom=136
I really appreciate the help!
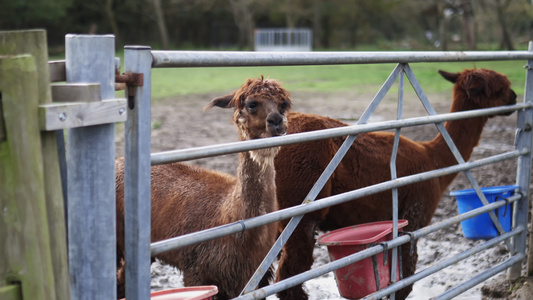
left=370, top=242, right=393, bottom=291
left=495, top=190, right=523, bottom=218
left=399, top=231, right=416, bottom=254
left=371, top=253, right=381, bottom=292
left=495, top=196, right=510, bottom=218
left=377, top=242, right=389, bottom=265
left=398, top=243, right=404, bottom=280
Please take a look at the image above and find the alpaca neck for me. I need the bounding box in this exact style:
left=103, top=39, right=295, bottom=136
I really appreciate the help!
left=228, top=148, right=279, bottom=221
left=426, top=99, right=489, bottom=189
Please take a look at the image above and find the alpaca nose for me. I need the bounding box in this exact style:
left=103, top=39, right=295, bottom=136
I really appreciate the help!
left=267, top=113, right=285, bottom=136
left=510, top=90, right=517, bottom=105
left=500, top=89, right=518, bottom=116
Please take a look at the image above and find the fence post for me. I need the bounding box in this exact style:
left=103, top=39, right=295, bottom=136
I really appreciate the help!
left=0, top=54, right=57, bottom=300
left=123, top=45, right=152, bottom=300
left=65, top=34, right=116, bottom=299
left=0, top=29, right=70, bottom=300
left=515, top=42, right=533, bottom=278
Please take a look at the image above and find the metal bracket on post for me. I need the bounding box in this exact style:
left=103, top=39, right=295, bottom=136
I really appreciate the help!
left=116, top=71, right=144, bottom=111
left=116, top=72, right=144, bottom=89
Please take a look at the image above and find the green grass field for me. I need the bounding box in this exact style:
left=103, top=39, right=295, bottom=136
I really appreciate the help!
left=149, top=60, right=528, bottom=100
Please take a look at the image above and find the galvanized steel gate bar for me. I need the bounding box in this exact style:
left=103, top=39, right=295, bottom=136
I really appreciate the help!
left=150, top=149, right=527, bottom=253
left=122, top=48, right=533, bottom=300
left=150, top=50, right=533, bottom=67
left=150, top=104, right=527, bottom=165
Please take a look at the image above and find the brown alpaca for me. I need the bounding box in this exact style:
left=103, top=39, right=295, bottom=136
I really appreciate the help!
left=115, top=76, right=292, bottom=300
left=273, top=69, right=517, bottom=300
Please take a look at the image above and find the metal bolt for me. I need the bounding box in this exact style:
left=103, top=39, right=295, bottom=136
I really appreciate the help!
left=59, top=112, right=67, bottom=121
left=525, top=123, right=532, bottom=132
left=119, top=108, right=126, bottom=115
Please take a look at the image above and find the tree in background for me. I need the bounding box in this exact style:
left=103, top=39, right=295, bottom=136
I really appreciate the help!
left=0, top=0, right=71, bottom=29
left=0, top=0, right=71, bottom=50
left=151, top=0, right=169, bottom=49
left=0, top=0, right=531, bottom=50
left=461, top=0, right=476, bottom=50
left=228, top=0, right=259, bottom=50
left=475, top=0, right=516, bottom=50
left=494, top=0, right=515, bottom=50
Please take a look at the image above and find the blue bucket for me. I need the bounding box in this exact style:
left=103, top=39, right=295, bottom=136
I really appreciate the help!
left=450, top=185, right=518, bottom=240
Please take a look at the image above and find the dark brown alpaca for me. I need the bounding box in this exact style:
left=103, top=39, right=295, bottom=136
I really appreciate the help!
left=115, top=76, right=292, bottom=299
left=273, top=69, right=517, bottom=300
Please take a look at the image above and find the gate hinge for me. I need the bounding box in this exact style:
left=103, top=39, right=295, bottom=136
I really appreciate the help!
left=115, top=71, right=144, bottom=93
left=116, top=72, right=143, bottom=86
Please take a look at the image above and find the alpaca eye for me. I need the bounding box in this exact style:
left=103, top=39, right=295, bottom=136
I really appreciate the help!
left=246, top=101, right=258, bottom=111
left=280, top=101, right=289, bottom=112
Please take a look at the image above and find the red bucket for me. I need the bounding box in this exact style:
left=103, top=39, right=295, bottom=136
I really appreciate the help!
left=318, top=220, right=408, bottom=299
left=121, top=286, right=218, bottom=300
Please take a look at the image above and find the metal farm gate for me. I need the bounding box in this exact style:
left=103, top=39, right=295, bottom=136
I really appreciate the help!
left=119, top=48, right=533, bottom=299
left=41, top=34, right=533, bottom=299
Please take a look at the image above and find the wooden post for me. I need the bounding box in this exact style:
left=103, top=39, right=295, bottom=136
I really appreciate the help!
left=0, top=54, right=57, bottom=300
left=0, top=91, right=5, bottom=143
left=65, top=34, right=117, bottom=300
left=0, top=29, right=70, bottom=299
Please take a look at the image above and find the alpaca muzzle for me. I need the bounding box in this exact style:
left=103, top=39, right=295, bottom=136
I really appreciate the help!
left=500, top=89, right=517, bottom=116
left=267, top=113, right=287, bottom=136
left=509, top=89, right=517, bottom=105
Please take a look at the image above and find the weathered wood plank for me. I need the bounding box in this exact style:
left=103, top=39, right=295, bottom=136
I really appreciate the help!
left=50, top=59, right=127, bottom=91
left=0, top=285, right=22, bottom=300
left=49, top=60, right=66, bottom=82
left=0, top=29, right=70, bottom=300
left=40, top=98, right=127, bottom=130
left=51, top=83, right=101, bottom=103
left=0, top=30, right=52, bottom=103
left=0, top=92, right=5, bottom=143
left=0, top=54, right=56, bottom=300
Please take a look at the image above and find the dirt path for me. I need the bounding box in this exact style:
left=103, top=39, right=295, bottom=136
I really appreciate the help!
left=115, top=88, right=532, bottom=299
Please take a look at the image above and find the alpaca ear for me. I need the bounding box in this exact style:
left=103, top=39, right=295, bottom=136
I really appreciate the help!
left=204, top=94, right=235, bottom=111
left=438, top=70, right=460, bottom=83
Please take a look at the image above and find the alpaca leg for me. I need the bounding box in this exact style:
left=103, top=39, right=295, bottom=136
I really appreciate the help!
left=395, top=242, right=418, bottom=300
left=275, top=221, right=317, bottom=300
left=116, top=259, right=126, bottom=299
left=259, top=266, right=274, bottom=288
left=251, top=267, right=274, bottom=300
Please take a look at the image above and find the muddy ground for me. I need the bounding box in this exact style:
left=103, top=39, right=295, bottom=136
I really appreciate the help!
left=115, top=86, right=533, bottom=299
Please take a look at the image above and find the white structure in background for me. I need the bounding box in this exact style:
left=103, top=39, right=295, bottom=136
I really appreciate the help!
left=255, top=28, right=312, bottom=52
